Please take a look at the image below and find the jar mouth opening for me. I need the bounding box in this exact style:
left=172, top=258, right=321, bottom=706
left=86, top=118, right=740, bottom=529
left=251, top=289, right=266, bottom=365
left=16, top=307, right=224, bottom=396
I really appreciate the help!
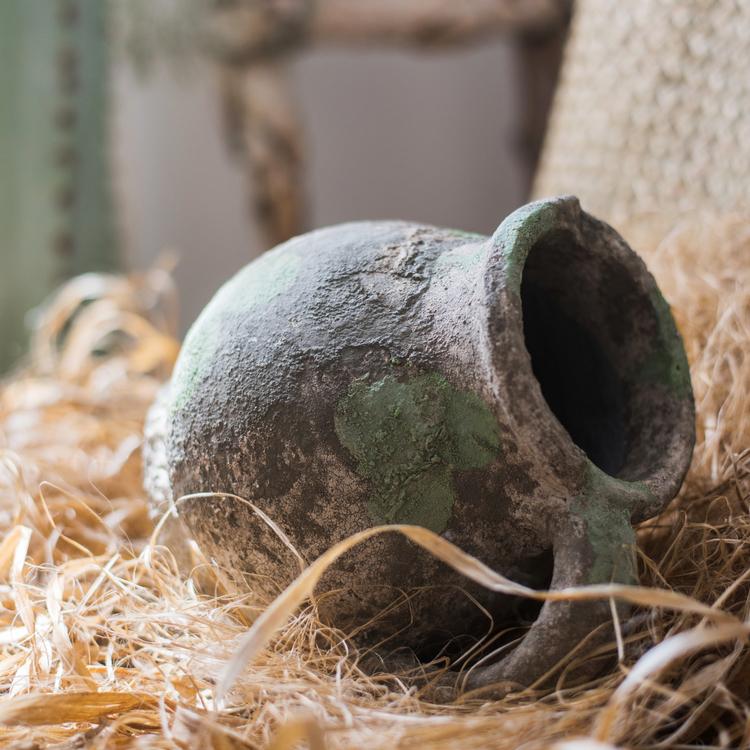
left=486, top=198, right=694, bottom=511
left=521, top=233, right=630, bottom=477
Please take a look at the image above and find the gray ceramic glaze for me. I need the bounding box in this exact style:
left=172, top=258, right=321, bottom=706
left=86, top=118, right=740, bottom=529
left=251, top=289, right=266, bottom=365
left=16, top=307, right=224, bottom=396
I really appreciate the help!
left=145, top=196, right=694, bottom=694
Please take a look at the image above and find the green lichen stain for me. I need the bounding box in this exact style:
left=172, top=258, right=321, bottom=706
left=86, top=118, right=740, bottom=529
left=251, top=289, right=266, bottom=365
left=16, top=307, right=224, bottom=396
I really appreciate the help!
left=492, top=199, right=562, bottom=290
left=571, top=465, right=655, bottom=584
left=449, top=229, right=485, bottom=240
left=221, top=249, right=301, bottom=309
left=636, top=287, right=692, bottom=398
left=434, top=240, right=487, bottom=274
left=334, top=373, right=501, bottom=532
left=169, top=313, right=221, bottom=414
left=169, top=249, right=301, bottom=414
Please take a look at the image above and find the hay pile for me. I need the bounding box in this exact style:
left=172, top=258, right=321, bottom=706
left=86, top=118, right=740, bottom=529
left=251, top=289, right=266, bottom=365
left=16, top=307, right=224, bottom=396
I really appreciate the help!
left=1, top=217, right=750, bottom=749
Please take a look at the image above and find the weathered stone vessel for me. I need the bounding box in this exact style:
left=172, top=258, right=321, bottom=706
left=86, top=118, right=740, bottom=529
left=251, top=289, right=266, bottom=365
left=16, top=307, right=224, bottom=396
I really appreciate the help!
left=145, top=196, right=694, bottom=691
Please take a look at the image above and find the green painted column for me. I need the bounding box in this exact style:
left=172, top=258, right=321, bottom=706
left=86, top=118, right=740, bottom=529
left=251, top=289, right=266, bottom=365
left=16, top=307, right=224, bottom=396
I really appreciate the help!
left=0, top=0, right=118, bottom=372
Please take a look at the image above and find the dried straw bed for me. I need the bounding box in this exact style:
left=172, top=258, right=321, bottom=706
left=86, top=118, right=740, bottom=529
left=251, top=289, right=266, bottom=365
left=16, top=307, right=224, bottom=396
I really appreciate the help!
left=1, top=216, right=750, bottom=749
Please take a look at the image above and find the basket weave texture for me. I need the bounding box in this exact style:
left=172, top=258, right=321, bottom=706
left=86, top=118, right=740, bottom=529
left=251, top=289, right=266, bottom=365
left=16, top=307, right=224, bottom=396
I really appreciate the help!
left=534, top=0, right=750, bottom=225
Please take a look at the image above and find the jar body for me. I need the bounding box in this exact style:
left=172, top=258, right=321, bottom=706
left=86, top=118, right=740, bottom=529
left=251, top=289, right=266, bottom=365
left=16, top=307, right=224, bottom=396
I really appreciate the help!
left=150, top=198, right=695, bottom=685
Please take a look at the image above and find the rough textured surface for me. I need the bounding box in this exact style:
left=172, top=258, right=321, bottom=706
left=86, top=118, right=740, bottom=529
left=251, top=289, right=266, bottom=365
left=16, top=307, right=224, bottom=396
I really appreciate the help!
left=534, top=0, right=750, bottom=228
left=146, top=196, right=695, bottom=690
left=334, top=372, right=501, bottom=532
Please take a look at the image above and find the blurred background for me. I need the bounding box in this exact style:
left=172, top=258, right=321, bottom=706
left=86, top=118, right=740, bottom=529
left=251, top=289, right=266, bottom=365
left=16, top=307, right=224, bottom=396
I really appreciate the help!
left=0, top=0, right=568, bottom=371
left=2, top=0, right=749, bottom=371
left=116, top=42, right=528, bottom=328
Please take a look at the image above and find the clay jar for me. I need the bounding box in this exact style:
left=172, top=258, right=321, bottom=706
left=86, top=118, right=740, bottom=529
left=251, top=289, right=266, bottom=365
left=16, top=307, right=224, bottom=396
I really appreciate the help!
left=148, top=196, right=694, bottom=690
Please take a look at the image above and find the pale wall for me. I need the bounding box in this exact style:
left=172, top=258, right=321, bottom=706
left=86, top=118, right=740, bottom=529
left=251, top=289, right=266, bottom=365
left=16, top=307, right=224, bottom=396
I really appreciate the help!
left=115, top=41, right=527, bottom=331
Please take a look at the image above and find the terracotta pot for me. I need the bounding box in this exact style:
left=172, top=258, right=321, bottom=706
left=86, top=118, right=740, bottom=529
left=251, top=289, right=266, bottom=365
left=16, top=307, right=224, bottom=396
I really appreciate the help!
left=146, top=196, right=694, bottom=692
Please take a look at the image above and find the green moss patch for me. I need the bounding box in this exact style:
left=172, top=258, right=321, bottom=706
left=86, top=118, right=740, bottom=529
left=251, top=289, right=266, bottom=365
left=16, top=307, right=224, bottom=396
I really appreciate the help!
left=335, top=373, right=501, bottom=533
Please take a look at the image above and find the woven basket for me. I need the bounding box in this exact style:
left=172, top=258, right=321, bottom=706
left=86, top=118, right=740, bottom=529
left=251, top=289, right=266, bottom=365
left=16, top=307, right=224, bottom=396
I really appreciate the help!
left=533, top=0, right=750, bottom=229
